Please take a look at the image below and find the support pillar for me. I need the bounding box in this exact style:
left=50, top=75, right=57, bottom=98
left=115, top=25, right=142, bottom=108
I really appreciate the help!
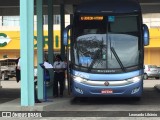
left=60, top=2, right=65, bottom=60
left=47, top=0, right=54, bottom=96
left=36, top=0, right=44, bottom=99
left=20, top=0, right=34, bottom=106
left=48, top=0, right=54, bottom=64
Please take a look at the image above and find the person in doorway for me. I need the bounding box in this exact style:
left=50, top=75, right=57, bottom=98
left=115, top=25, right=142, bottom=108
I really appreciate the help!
left=34, top=68, right=41, bottom=103
left=53, top=54, right=66, bottom=97
left=15, top=57, right=20, bottom=83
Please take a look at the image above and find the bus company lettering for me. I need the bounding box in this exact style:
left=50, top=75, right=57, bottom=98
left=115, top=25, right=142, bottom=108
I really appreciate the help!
left=75, top=72, right=89, bottom=79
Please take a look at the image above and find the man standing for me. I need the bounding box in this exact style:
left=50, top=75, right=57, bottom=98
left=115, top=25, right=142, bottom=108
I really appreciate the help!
left=53, top=55, right=66, bottom=97
left=16, top=57, right=20, bottom=83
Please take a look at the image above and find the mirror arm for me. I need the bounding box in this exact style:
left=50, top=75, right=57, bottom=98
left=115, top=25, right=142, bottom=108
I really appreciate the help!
left=63, top=25, right=72, bottom=46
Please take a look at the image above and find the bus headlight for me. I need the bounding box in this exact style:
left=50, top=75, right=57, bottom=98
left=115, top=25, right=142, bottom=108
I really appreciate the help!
left=72, top=76, right=87, bottom=83
left=127, top=75, right=142, bottom=83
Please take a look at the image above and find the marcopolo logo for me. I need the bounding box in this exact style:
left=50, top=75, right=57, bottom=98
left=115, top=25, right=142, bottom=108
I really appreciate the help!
left=0, top=33, right=11, bottom=47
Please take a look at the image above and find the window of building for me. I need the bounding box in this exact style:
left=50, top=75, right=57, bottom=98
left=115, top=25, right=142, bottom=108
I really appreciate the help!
left=43, top=15, right=61, bottom=25
left=3, top=16, right=20, bottom=26
left=54, top=15, right=61, bottom=24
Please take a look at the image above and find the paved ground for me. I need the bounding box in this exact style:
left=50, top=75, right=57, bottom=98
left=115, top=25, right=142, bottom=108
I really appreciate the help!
left=0, top=88, right=20, bottom=104
left=0, top=79, right=160, bottom=106
left=1, top=79, right=159, bottom=88
left=0, top=79, right=160, bottom=119
left=0, top=79, right=20, bottom=89
left=0, top=79, right=20, bottom=104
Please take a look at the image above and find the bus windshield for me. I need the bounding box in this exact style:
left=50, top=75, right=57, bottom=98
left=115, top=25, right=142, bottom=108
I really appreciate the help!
left=73, top=15, right=141, bottom=73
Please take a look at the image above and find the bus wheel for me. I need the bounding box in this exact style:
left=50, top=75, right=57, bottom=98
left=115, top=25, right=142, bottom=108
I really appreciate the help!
left=143, top=74, right=148, bottom=80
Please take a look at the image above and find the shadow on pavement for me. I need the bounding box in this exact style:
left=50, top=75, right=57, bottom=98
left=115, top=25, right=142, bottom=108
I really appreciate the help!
left=0, top=88, right=20, bottom=104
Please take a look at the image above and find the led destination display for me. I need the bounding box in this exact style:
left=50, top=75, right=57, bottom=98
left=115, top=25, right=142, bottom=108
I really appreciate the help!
left=80, top=16, right=103, bottom=21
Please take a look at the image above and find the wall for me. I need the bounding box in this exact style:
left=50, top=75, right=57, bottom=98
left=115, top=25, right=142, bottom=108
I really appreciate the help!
left=144, top=28, right=160, bottom=66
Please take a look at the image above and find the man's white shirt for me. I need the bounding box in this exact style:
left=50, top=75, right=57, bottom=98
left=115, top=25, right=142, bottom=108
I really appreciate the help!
left=53, top=61, right=66, bottom=72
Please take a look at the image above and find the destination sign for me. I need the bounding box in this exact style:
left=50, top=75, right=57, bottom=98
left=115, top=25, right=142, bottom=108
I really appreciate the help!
left=80, top=16, right=103, bottom=21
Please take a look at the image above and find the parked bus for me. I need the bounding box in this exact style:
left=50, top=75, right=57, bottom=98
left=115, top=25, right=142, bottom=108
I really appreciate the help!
left=64, top=0, right=149, bottom=99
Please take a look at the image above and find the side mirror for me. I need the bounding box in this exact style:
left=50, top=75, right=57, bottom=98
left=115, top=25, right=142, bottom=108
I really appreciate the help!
left=143, top=24, right=149, bottom=46
left=63, top=25, right=72, bottom=46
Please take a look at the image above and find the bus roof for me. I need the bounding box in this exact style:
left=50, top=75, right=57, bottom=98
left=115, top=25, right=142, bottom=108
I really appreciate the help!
left=75, top=0, right=141, bottom=14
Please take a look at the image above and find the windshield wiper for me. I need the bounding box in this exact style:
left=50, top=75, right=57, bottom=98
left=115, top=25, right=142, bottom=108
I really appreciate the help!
left=88, top=49, right=101, bottom=72
left=110, top=47, right=126, bottom=72
left=87, top=40, right=104, bottom=72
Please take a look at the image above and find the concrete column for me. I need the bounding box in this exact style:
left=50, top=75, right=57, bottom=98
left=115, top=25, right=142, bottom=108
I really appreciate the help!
left=47, top=0, right=54, bottom=64
left=20, top=0, right=34, bottom=106
left=47, top=0, right=54, bottom=96
left=36, top=0, right=44, bottom=99
left=60, top=2, right=65, bottom=60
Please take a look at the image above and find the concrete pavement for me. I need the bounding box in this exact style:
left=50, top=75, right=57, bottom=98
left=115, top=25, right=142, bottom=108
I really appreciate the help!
left=0, top=79, right=72, bottom=111
left=0, top=79, right=160, bottom=111
left=154, top=84, right=160, bottom=92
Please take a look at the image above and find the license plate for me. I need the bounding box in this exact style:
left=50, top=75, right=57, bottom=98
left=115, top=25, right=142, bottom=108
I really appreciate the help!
left=101, top=89, right=113, bottom=94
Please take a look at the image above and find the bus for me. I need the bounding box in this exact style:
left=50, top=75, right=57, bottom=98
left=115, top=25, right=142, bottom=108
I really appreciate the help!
left=64, top=0, right=149, bottom=99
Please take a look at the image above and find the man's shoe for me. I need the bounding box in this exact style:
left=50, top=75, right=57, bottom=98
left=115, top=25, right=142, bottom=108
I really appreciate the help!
left=35, top=99, right=41, bottom=103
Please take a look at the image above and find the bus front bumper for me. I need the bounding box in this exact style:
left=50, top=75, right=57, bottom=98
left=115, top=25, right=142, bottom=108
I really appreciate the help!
left=71, top=80, right=143, bottom=97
